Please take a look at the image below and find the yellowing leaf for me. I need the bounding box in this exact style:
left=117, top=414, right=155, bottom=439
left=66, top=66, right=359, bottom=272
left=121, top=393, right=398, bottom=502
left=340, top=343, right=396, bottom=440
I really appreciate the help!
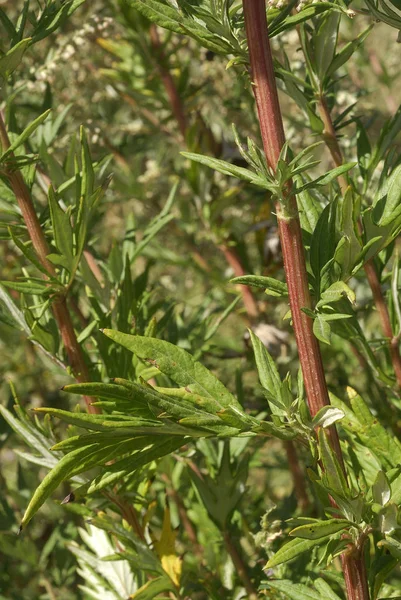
left=154, top=505, right=182, bottom=587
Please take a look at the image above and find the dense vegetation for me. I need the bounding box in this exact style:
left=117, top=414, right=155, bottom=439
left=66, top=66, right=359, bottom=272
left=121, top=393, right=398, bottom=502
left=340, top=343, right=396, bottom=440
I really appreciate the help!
left=2, top=1, right=401, bottom=598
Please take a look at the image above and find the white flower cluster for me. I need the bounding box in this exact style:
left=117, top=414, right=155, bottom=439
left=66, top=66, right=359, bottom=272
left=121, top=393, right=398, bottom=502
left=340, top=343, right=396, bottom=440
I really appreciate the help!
left=267, top=0, right=319, bottom=12
left=29, top=14, right=114, bottom=87
left=138, top=159, right=162, bottom=185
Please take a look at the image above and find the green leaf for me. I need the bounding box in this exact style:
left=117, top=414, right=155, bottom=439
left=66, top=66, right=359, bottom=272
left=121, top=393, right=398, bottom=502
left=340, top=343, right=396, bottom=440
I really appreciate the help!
left=264, top=535, right=332, bottom=569
left=128, top=0, right=187, bottom=35
left=31, top=0, right=87, bottom=44
left=0, top=110, right=51, bottom=163
left=289, top=518, right=351, bottom=539
left=248, top=329, right=283, bottom=413
left=356, top=119, right=372, bottom=179
left=373, top=163, right=401, bottom=226
left=310, top=200, right=337, bottom=293
left=318, top=428, right=349, bottom=497
left=86, top=437, right=185, bottom=494
left=1, top=279, right=51, bottom=296
left=313, top=315, right=331, bottom=344
left=101, top=330, right=241, bottom=410
left=378, top=536, right=401, bottom=561
left=80, top=127, right=94, bottom=199
left=372, top=470, right=391, bottom=506
left=21, top=443, right=109, bottom=528
left=314, top=12, right=340, bottom=80
left=230, top=275, right=288, bottom=297
left=312, top=406, right=345, bottom=429
left=335, top=188, right=362, bottom=278
left=298, top=163, right=356, bottom=192
left=316, top=281, right=356, bottom=308
left=313, top=578, right=343, bottom=600
left=327, top=25, right=373, bottom=77
left=48, top=186, right=74, bottom=270
left=130, top=576, right=174, bottom=600
left=181, top=152, right=268, bottom=188
left=0, top=286, right=30, bottom=333
left=0, top=38, right=30, bottom=79
left=263, top=580, right=324, bottom=600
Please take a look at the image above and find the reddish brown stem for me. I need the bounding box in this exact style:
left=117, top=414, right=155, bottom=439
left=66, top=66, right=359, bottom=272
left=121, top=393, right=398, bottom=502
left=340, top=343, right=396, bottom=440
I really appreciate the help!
left=149, top=24, right=187, bottom=139
left=242, top=1, right=368, bottom=597
left=317, top=94, right=401, bottom=389
left=222, top=530, right=258, bottom=599
left=284, top=439, right=310, bottom=511
left=219, top=242, right=259, bottom=321
left=0, top=113, right=99, bottom=414
left=364, top=259, right=401, bottom=387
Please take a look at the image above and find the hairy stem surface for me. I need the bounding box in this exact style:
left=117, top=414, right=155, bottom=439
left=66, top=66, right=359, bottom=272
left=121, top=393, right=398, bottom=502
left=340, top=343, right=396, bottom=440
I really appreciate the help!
left=242, top=1, right=369, bottom=597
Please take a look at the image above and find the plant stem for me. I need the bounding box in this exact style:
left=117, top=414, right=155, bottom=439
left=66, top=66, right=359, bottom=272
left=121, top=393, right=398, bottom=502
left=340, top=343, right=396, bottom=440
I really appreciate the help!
left=149, top=24, right=187, bottom=139
left=242, top=2, right=369, bottom=598
left=222, top=530, right=258, bottom=599
left=219, top=242, right=259, bottom=320
left=317, top=93, right=401, bottom=389
left=0, top=112, right=99, bottom=414
left=242, top=0, right=332, bottom=421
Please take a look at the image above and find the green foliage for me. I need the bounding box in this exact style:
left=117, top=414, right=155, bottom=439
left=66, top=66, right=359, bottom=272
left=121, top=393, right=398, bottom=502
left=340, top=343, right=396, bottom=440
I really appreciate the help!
left=2, top=1, right=401, bottom=599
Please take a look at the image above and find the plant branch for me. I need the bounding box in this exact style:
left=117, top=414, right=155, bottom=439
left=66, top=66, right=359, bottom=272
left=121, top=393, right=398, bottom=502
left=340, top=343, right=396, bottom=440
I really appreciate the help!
left=149, top=24, right=187, bottom=139
left=242, top=2, right=369, bottom=598
left=219, top=242, right=259, bottom=320
left=0, top=112, right=99, bottom=414
left=317, top=93, right=401, bottom=389
left=222, top=529, right=258, bottom=599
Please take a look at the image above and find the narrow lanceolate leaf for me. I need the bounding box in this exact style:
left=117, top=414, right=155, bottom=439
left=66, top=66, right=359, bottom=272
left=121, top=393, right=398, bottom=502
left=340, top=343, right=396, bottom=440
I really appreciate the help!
left=48, top=186, right=74, bottom=269
left=130, top=576, right=175, bottom=600
left=230, top=275, right=288, bottom=297
left=181, top=152, right=268, bottom=188
left=374, top=163, right=401, bottom=226
left=264, top=535, right=332, bottom=569
left=20, top=443, right=110, bottom=528
left=314, top=579, right=343, bottom=600
left=313, top=315, right=331, bottom=345
left=0, top=38, right=31, bottom=79
left=0, top=110, right=51, bottom=162
left=86, top=437, right=186, bottom=494
left=314, top=11, right=340, bottom=80
left=127, top=0, right=187, bottom=35
left=101, top=330, right=241, bottom=410
left=31, top=0, right=87, bottom=43
left=312, top=406, right=345, bottom=429
left=318, top=429, right=349, bottom=497
left=262, top=580, right=323, bottom=600
left=316, top=281, right=356, bottom=308
left=372, top=470, right=392, bottom=506
left=248, top=329, right=282, bottom=411
left=289, top=518, right=351, bottom=539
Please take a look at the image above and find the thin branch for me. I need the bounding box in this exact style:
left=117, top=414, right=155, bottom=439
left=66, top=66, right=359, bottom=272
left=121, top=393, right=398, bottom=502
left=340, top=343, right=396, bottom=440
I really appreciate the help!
left=222, top=530, right=258, bottom=600
left=0, top=112, right=99, bottom=414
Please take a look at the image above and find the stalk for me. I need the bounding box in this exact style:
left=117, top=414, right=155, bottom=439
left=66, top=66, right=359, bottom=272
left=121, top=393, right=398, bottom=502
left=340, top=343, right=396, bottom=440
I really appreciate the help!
left=242, top=1, right=369, bottom=598
left=149, top=24, right=187, bottom=139
left=0, top=113, right=99, bottom=414
left=317, top=93, right=401, bottom=389
left=222, top=530, right=258, bottom=599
